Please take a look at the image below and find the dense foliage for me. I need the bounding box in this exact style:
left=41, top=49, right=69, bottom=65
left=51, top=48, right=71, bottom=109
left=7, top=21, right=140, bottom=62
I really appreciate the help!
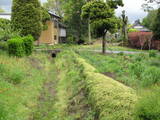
left=63, top=0, right=88, bottom=44
left=41, top=7, right=51, bottom=30
left=142, top=10, right=157, bottom=30
left=7, top=35, right=34, bottom=57
left=81, top=0, right=122, bottom=53
left=12, top=0, right=42, bottom=40
left=152, top=8, right=160, bottom=39
left=7, top=37, right=25, bottom=57
left=0, top=18, right=19, bottom=41
left=22, top=35, right=34, bottom=56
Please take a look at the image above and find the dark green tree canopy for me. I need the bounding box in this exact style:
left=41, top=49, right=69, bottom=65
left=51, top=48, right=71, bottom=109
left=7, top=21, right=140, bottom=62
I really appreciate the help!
left=107, top=0, right=124, bottom=9
left=12, top=0, right=42, bottom=40
left=142, top=9, right=157, bottom=30
left=152, top=8, right=160, bottom=39
left=81, top=1, right=119, bottom=37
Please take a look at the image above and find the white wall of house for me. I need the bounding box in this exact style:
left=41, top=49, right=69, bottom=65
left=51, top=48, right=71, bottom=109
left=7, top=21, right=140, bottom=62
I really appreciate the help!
left=0, top=14, right=11, bottom=20
left=60, top=28, right=66, bottom=37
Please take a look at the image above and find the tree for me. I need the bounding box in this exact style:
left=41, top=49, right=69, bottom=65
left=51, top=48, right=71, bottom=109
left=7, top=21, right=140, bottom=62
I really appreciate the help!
left=142, top=0, right=160, bottom=11
left=121, top=10, right=128, bottom=45
left=11, top=0, right=42, bottom=40
left=152, top=8, right=160, bottom=39
left=43, top=0, right=63, bottom=16
left=81, top=1, right=121, bottom=53
left=142, top=9, right=157, bottom=30
left=63, top=0, right=88, bottom=44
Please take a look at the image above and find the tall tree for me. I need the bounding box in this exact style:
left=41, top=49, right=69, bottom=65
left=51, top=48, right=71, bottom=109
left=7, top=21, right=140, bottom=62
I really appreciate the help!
left=81, top=1, right=121, bottom=53
left=12, top=0, right=42, bottom=40
left=121, top=10, right=128, bottom=45
left=43, top=0, right=63, bottom=16
left=142, top=0, right=160, bottom=11
left=152, top=8, right=160, bottom=39
left=63, top=0, right=88, bottom=44
left=142, top=9, right=157, bottom=30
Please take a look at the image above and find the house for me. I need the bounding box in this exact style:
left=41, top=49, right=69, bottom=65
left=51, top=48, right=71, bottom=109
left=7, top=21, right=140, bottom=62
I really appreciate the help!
left=38, top=11, right=67, bottom=45
left=132, top=19, right=150, bottom=32
left=0, top=13, right=11, bottom=20
left=0, top=11, right=67, bottom=45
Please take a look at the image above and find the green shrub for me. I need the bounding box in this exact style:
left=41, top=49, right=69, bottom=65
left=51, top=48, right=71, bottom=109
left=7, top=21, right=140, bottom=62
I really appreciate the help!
left=0, top=18, right=10, bottom=30
left=67, top=35, right=76, bottom=44
left=0, top=42, right=8, bottom=51
left=149, top=50, right=157, bottom=57
left=7, top=37, right=25, bottom=57
left=0, top=18, right=19, bottom=41
left=134, top=88, right=160, bottom=120
left=128, top=28, right=138, bottom=33
left=22, top=35, right=34, bottom=56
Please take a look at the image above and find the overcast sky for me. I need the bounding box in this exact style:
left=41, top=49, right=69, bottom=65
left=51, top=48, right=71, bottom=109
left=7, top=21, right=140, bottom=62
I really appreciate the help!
left=0, top=0, right=147, bottom=23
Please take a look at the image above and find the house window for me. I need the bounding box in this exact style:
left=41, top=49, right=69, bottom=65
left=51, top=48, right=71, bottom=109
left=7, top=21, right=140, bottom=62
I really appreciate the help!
left=54, top=35, right=57, bottom=40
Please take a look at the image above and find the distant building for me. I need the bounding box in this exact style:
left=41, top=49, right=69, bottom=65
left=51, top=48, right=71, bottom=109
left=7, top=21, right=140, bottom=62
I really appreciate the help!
left=132, top=19, right=150, bottom=32
left=0, top=13, right=11, bottom=20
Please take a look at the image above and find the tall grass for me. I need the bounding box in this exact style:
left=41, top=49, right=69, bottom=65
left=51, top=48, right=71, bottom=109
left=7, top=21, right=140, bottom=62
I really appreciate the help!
left=0, top=50, right=53, bottom=120
left=79, top=51, right=160, bottom=88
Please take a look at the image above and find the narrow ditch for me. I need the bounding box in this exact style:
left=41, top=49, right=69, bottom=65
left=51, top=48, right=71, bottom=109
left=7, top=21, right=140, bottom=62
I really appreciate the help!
left=29, top=52, right=96, bottom=120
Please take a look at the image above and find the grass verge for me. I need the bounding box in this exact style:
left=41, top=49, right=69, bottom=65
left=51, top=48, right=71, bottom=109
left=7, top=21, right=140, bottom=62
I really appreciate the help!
left=0, top=50, right=53, bottom=120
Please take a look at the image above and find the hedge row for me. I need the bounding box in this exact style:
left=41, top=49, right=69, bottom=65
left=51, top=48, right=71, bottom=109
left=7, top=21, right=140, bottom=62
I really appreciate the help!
left=7, top=35, right=34, bottom=57
left=76, top=57, right=137, bottom=120
left=56, top=50, right=137, bottom=120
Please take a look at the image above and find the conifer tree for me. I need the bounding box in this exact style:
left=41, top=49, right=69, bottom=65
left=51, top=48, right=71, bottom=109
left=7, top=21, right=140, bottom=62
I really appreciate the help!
left=12, top=0, right=42, bottom=40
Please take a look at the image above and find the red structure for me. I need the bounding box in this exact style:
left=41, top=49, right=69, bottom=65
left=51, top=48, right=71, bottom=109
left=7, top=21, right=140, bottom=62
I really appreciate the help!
left=128, top=32, right=160, bottom=50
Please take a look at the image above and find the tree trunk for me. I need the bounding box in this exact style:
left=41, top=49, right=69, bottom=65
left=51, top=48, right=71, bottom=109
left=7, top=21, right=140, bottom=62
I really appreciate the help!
left=102, top=34, right=106, bottom=54
left=88, top=19, right=91, bottom=43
